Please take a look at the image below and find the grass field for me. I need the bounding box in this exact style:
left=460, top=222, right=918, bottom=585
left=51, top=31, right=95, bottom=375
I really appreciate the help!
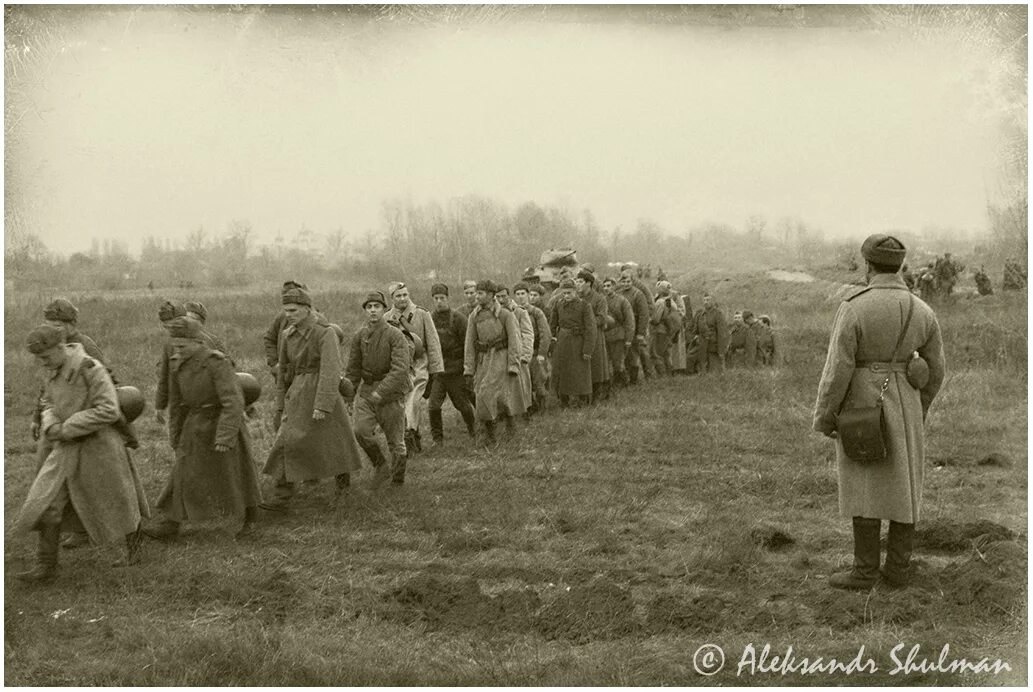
left=3, top=269, right=1027, bottom=685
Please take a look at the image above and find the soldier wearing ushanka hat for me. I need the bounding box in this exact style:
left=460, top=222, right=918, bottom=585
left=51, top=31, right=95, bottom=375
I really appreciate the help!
left=813, top=233, right=946, bottom=591
left=547, top=277, right=596, bottom=407
left=344, top=289, right=413, bottom=487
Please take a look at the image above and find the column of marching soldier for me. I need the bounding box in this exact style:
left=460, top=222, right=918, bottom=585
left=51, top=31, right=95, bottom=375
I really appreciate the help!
left=12, top=263, right=776, bottom=584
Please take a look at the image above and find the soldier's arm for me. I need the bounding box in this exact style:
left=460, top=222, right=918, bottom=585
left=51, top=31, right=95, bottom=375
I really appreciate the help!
left=503, top=310, right=521, bottom=373
left=57, top=361, right=121, bottom=440
left=377, top=330, right=413, bottom=402
left=275, top=332, right=288, bottom=413
left=313, top=328, right=343, bottom=413
left=167, top=361, right=186, bottom=447
left=745, top=327, right=758, bottom=366
left=463, top=310, right=477, bottom=376
left=344, top=331, right=364, bottom=389
left=210, top=353, right=245, bottom=449
left=421, top=311, right=445, bottom=374
left=623, top=299, right=635, bottom=342
left=536, top=309, right=552, bottom=355
left=156, top=342, right=172, bottom=411
left=263, top=315, right=283, bottom=367
left=581, top=302, right=597, bottom=358
left=812, top=304, right=858, bottom=436
left=917, top=315, right=946, bottom=417
left=716, top=311, right=729, bottom=353
left=40, top=387, right=59, bottom=434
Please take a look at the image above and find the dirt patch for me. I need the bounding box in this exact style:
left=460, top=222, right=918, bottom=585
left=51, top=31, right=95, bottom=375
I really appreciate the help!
left=976, top=452, right=1012, bottom=467
left=645, top=591, right=728, bottom=634
left=811, top=590, right=869, bottom=630
left=941, top=540, right=1027, bottom=620
left=916, top=520, right=1017, bottom=552
left=382, top=573, right=541, bottom=632
left=534, top=575, right=639, bottom=642
left=750, top=524, right=795, bottom=551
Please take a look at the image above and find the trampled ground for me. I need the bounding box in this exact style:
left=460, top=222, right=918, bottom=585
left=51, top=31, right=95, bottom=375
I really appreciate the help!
left=3, top=273, right=1027, bottom=685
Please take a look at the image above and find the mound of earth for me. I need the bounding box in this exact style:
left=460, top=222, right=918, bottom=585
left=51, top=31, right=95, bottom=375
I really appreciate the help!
left=534, top=575, right=639, bottom=642
left=383, top=574, right=539, bottom=632
left=915, top=520, right=1016, bottom=552
left=750, top=524, right=795, bottom=551
left=941, top=540, right=1027, bottom=620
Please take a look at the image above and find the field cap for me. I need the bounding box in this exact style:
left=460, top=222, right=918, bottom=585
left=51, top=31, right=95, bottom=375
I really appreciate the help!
left=558, top=278, right=576, bottom=290
left=43, top=298, right=78, bottom=324
left=166, top=316, right=202, bottom=339
left=475, top=279, right=497, bottom=293
left=362, top=291, right=387, bottom=309
left=513, top=282, right=530, bottom=294
left=27, top=324, right=65, bottom=354
left=529, top=284, right=546, bottom=295
left=462, top=280, right=477, bottom=290
left=431, top=283, right=449, bottom=297
left=388, top=281, right=407, bottom=297
left=183, top=301, right=207, bottom=323
left=861, top=233, right=906, bottom=268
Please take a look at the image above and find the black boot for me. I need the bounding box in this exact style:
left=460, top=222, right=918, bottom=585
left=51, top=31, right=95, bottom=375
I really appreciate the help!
left=501, top=413, right=516, bottom=437
left=461, top=408, right=477, bottom=438
left=404, top=429, right=417, bottom=457
left=143, top=518, right=181, bottom=542
left=627, top=368, right=639, bottom=385
left=334, top=473, right=350, bottom=498
left=429, top=409, right=444, bottom=444
left=480, top=419, right=497, bottom=446
left=391, top=452, right=407, bottom=485
left=364, top=446, right=392, bottom=490
left=236, top=507, right=258, bottom=539
left=882, top=521, right=915, bottom=587
left=829, top=517, right=881, bottom=590
left=16, top=523, right=60, bottom=584
left=117, top=525, right=143, bottom=566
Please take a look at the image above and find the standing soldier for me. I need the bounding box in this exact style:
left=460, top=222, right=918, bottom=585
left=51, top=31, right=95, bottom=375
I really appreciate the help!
left=515, top=282, right=552, bottom=414
left=183, top=301, right=228, bottom=354
left=548, top=278, right=596, bottom=408
left=650, top=281, right=683, bottom=376
left=15, top=325, right=149, bottom=583
left=813, top=234, right=945, bottom=590
left=155, top=301, right=187, bottom=426
left=725, top=310, right=759, bottom=368
left=620, top=265, right=655, bottom=380
left=344, top=291, right=413, bottom=487
left=756, top=315, right=778, bottom=366
left=260, top=284, right=363, bottom=511
left=670, top=289, right=691, bottom=375
left=601, top=277, right=635, bottom=389
left=427, top=284, right=477, bottom=444
left=575, top=269, right=612, bottom=402
left=457, top=280, right=479, bottom=319
left=264, top=281, right=309, bottom=375
left=973, top=266, right=994, bottom=296
left=688, top=292, right=728, bottom=374
left=143, top=317, right=261, bottom=541
left=617, top=271, right=650, bottom=385
left=386, top=282, right=443, bottom=456
left=464, top=280, right=524, bottom=444
left=495, top=285, right=535, bottom=417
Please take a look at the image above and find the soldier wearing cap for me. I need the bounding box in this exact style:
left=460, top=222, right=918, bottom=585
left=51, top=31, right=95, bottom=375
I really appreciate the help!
left=427, top=284, right=477, bottom=444
left=617, top=270, right=651, bottom=384
left=575, top=268, right=612, bottom=402
left=464, top=280, right=524, bottom=444
left=14, top=325, right=150, bottom=583
left=183, top=300, right=229, bottom=354
left=687, top=292, right=728, bottom=374
left=756, top=314, right=778, bottom=366
left=457, top=280, right=479, bottom=319
left=261, top=284, right=364, bottom=510
left=813, top=233, right=945, bottom=590
left=143, top=317, right=262, bottom=541
left=649, top=280, right=683, bottom=376
left=601, top=277, right=635, bottom=389
left=386, top=281, right=444, bottom=456
left=514, top=282, right=552, bottom=414
left=726, top=309, right=760, bottom=368
left=548, top=277, right=596, bottom=407
left=495, top=285, right=534, bottom=421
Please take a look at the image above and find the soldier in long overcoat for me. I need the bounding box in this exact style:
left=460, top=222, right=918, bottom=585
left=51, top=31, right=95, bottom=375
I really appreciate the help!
left=261, top=285, right=363, bottom=511
left=156, top=301, right=228, bottom=427
left=517, top=283, right=552, bottom=414
left=496, top=286, right=535, bottom=415
left=725, top=310, right=759, bottom=368
left=548, top=279, right=596, bottom=407
left=650, top=281, right=684, bottom=376
left=576, top=269, right=612, bottom=402
left=617, top=272, right=650, bottom=384
left=144, top=317, right=262, bottom=541
left=464, top=280, right=524, bottom=444
left=688, top=293, right=728, bottom=374
left=756, top=315, right=778, bottom=366
left=601, top=277, right=635, bottom=389
left=15, top=326, right=150, bottom=583
left=620, top=264, right=656, bottom=379
left=813, top=234, right=945, bottom=590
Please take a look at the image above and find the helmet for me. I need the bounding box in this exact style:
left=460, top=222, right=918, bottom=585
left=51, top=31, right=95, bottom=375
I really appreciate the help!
left=115, top=386, right=145, bottom=423
left=236, top=372, right=262, bottom=406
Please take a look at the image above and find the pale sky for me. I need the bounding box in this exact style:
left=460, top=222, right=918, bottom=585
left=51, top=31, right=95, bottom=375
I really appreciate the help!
left=4, top=5, right=1018, bottom=254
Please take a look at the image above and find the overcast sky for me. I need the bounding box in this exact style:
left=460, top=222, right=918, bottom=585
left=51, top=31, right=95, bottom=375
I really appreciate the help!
left=4, top=5, right=1020, bottom=254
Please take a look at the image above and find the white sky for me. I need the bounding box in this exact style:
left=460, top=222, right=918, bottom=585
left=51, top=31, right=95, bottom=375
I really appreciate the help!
left=4, top=6, right=1014, bottom=253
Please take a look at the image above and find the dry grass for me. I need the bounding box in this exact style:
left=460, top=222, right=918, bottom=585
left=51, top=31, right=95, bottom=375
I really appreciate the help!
left=4, top=272, right=1027, bottom=685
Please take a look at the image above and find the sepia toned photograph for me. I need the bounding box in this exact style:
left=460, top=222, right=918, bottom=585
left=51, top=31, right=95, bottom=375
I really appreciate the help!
left=4, top=3, right=1027, bottom=685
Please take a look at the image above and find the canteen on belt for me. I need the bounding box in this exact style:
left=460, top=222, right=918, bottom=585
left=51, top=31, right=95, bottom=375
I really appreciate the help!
left=115, top=386, right=145, bottom=423
left=338, top=377, right=355, bottom=400
left=236, top=372, right=262, bottom=406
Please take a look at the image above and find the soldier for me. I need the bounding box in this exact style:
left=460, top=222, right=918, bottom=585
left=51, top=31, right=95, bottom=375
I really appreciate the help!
left=974, top=266, right=994, bottom=296
left=260, top=284, right=364, bottom=511
left=457, top=280, right=479, bottom=319
left=726, top=309, right=759, bottom=368
left=688, top=292, right=728, bottom=374
left=386, top=281, right=443, bottom=456
left=756, top=315, right=778, bottom=366
left=183, top=301, right=228, bottom=354
left=601, top=277, right=635, bottom=389
left=427, top=284, right=477, bottom=444
left=620, top=265, right=655, bottom=379
left=516, top=282, right=552, bottom=414
left=464, top=280, right=524, bottom=444
left=575, top=269, right=612, bottom=402
left=650, top=281, right=683, bottom=376
left=813, top=234, right=945, bottom=590
left=548, top=278, right=596, bottom=408
left=15, top=325, right=149, bottom=583
left=670, top=288, right=691, bottom=375
left=264, top=281, right=307, bottom=373
left=1002, top=259, right=1027, bottom=290
left=617, top=271, right=650, bottom=384
left=155, top=301, right=187, bottom=426
left=344, top=291, right=413, bottom=487
left=143, top=317, right=261, bottom=541
left=496, top=285, right=534, bottom=418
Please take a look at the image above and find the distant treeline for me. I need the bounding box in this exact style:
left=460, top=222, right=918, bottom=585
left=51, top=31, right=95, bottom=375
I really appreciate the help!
left=4, top=194, right=1019, bottom=293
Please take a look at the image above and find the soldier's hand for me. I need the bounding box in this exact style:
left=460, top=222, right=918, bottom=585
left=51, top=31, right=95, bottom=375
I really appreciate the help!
left=312, top=409, right=327, bottom=421
left=155, top=409, right=166, bottom=425
left=30, top=421, right=40, bottom=441
left=508, top=370, right=518, bottom=377
left=636, top=335, right=646, bottom=345
left=44, top=423, right=63, bottom=442
left=214, top=443, right=230, bottom=453
left=582, top=354, right=592, bottom=362
left=536, top=355, right=546, bottom=364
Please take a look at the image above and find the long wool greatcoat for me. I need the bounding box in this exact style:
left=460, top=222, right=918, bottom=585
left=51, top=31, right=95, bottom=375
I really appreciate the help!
left=507, top=301, right=535, bottom=410
left=158, top=343, right=262, bottom=522
left=464, top=303, right=525, bottom=420
left=548, top=296, right=597, bottom=397
left=669, top=293, right=688, bottom=371
left=17, top=344, right=150, bottom=543
left=264, top=314, right=363, bottom=482
left=585, top=289, right=612, bottom=384
left=812, top=273, right=946, bottom=523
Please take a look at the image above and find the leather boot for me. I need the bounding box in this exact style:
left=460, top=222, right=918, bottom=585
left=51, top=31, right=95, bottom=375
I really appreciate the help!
left=429, top=409, right=444, bottom=443
left=627, top=367, right=639, bottom=385
left=114, top=525, right=143, bottom=566
left=462, top=408, right=477, bottom=438
left=829, top=517, right=881, bottom=590
left=143, top=518, right=181, bottom=541
left=882, top=521, right=915, bottom=587
left=236, top=507, right=258, bottom=539
left=365, top=446, right=392, bottom=490
left=480, top=419, right=497, bottom=446
left=391, top=452, right=407, bottom=485
left=334, top=473, right=350, bottom=499
left=501, top=413, right=516, bottom=437
left=16, top=524, right=60, bottom=584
